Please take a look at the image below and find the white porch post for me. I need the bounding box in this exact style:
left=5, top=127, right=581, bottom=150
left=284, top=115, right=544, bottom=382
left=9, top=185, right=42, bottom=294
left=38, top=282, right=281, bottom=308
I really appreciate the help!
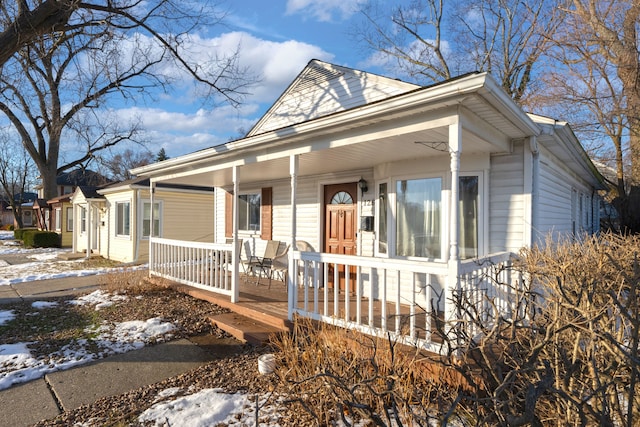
left=149, top=181, right=156, bottom=275
left=231, top=165, right=240, bottom=303
left=72, top=204, right=77, bottom=254
left=445, top=119, right=461, bottom=334
left=288, top=154, right=299, bottom=320
left=85, top=202, right=91, bottom=260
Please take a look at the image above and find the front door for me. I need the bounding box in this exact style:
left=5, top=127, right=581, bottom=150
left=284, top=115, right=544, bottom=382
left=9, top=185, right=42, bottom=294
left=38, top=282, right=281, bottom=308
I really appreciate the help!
left=324, top=183, right=357, bottom=292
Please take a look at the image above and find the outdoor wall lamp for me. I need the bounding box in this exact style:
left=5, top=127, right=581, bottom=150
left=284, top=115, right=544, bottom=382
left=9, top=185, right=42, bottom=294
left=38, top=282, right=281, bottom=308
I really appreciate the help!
left=358, top=178, right=368, bottom=196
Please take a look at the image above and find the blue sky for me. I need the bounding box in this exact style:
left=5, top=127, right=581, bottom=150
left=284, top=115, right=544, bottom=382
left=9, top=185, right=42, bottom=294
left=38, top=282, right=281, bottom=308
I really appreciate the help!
left=121, top=0, right=389, bottom=159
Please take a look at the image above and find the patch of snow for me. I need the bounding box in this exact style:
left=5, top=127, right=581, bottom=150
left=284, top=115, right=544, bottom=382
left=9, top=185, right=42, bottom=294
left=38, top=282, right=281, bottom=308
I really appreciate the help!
left=68, top=290, right=128, bottom=309
left=31, top=301, right=58, bottom=309
left=138, top=389, right=282, bottom=427
left=0, top=310, right=15, bottom=325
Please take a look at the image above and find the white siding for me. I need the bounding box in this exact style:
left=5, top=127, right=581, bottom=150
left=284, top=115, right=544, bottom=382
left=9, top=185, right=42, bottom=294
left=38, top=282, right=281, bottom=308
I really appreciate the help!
left=489, top=142, right=526, bottom=253
left=249, top=61, right=418, bottom=136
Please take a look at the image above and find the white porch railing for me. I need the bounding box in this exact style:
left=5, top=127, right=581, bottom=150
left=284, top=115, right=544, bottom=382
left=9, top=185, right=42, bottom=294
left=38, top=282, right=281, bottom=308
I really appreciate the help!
left=290, top=251, right=450, bottom=354
left=149, top=238, right=234, bottom=296
left=290, top=251, right=519, bottom=354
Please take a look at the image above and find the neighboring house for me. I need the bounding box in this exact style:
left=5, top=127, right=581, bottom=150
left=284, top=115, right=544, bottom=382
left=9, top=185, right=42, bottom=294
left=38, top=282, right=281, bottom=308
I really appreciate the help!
left=131, top=60, right=605, bottom=353
left=47, top=194, right=74, bottom=247
left=71, top=178, right=215, bottom=263
left=27, top=169, right=111, bottom=241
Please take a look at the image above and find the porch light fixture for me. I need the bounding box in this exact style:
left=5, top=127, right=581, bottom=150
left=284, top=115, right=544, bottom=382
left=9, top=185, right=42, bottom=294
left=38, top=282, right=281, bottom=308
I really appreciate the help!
left=358, top=178, right=368, bottom=196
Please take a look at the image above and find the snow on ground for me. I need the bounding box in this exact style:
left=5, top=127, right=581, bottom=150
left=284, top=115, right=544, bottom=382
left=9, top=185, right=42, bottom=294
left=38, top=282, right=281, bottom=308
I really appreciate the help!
left=0, top=231, right=146, bottom=285
left=0, top=292, right=176, bottom=390
left=0, top=231, right=293, bottom=424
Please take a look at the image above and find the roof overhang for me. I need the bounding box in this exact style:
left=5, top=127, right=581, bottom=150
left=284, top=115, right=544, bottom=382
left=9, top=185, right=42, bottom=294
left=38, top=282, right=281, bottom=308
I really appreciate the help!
left=132, top=73, right=540, bottom=186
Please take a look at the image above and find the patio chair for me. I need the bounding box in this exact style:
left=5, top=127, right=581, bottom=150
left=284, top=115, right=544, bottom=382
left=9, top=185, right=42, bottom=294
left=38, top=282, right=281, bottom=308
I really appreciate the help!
left=247, top=240, right=281, bottom=285
left=268, top=245, right=289, bottom=289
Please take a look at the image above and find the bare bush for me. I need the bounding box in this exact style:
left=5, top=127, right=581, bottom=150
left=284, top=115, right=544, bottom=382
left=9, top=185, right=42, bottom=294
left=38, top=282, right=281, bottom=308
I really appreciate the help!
left=272, top=234, right=640, bottom=426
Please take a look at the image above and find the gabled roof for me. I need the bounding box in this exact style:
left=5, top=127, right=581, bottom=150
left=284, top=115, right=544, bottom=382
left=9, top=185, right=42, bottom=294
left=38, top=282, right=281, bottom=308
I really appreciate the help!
left=72, top=186, right=105, bottom=201
left=247, top=59, right=420, bottom=137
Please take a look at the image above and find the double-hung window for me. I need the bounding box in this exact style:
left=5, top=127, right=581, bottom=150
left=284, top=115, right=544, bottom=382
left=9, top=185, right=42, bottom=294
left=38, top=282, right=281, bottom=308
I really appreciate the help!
left=142, top=201, right=160, bottom=238
left=54, top=208, right=62, bottom=231
left=238, top=193, right=261, bottom=232
left=80, top=207, right=86, bottom=233
left=67, top=207, right=74, bottom=231
left=116, top=202, right=131, bottom=236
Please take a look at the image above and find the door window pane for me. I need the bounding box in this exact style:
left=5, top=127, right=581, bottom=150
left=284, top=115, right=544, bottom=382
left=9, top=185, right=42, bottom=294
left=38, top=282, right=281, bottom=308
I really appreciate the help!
left=396, top=178, right=441, bottom=258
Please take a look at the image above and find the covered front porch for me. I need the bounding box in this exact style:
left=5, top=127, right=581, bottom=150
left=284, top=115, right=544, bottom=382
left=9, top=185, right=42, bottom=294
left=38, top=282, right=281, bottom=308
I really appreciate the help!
left=148, top=237, right=518, bottom=354
left=133, top=72, right=538, bottom=354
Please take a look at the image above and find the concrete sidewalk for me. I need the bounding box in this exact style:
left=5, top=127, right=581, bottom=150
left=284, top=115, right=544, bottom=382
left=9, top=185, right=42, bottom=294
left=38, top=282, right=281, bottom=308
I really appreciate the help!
left=0, top=275, right=241, bottom=427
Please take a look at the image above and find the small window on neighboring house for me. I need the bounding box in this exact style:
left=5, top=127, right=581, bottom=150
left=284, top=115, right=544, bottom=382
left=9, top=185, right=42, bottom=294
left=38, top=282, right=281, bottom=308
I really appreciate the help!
left=67, top=207, right=74, bottom=231
left=142, top=202, right=161, bottom=238
left=116, top=202, right=131, bottom=236
left=80, top=207, right=86, bottom=233
left=54, top=208, right=61, bottom=231
left=23, top=210, right=32, bottom=227
left=239, top=193, right=261, bottom=231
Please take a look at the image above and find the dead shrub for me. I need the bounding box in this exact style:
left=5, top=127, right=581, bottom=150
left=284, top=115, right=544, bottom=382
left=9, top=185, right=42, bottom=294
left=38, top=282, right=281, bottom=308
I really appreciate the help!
left=102, top=268, right=159, bottom=295
left=270, top=317, right=466, bottom=426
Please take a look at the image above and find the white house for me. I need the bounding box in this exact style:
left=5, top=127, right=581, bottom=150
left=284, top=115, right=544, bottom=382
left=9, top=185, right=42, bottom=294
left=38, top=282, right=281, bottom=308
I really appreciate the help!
left=71, top=178, right=215, bottom=263
left=131, top=60, right=604, bottom=353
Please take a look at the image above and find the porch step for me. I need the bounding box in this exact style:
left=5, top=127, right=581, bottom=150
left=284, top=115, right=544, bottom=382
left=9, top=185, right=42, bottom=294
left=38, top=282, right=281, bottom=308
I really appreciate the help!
left=209, top=313, right=288, bottom=346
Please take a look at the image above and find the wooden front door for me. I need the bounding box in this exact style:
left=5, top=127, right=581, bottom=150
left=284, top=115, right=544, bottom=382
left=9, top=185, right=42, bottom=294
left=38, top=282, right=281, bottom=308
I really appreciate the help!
left=324, top=183, right=357, bottom=292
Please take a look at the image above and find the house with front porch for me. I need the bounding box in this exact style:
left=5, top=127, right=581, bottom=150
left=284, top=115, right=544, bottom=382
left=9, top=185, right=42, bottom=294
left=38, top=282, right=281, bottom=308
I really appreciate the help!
left=131, top=60, right=604, bottom=353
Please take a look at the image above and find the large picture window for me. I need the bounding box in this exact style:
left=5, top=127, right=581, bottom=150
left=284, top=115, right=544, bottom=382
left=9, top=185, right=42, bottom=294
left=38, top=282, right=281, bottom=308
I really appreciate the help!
left=142, top=202, right=160, bottom=238
left=396, top=177, right=442, bottom=258
left=238, top=193, right=261, bottom=231
left=116, top=202, right=130, bottom=236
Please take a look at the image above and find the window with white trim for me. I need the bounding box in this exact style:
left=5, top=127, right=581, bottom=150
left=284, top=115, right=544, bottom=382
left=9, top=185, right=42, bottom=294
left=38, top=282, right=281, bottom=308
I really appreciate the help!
left=142, top=201, right=161, bottom=238
left=55, top=208, right=62, bottom=231
left=377, top=182, right=388, bottom=255
left=67, top=207, right=73, bottom=231
left=239, top=193, right=261, bottom=232
left=459, top=175, right=479, bottom=259
left=116, top=202, right=131, bottom=236
left=396, top=177, right=442, bottom=259
left=80, top=207, right=86, bottom=233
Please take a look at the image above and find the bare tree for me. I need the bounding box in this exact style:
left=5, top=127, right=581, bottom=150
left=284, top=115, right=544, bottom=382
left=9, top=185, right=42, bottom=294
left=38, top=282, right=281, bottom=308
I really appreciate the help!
left=100, top=148, right=154, bottom=181
left=0, top=129, right=36, bottom=228
left=0, top=1, right=253, bottom=200
left=354, top=0, right=565, bottom=106
left=543, top=0, right=640, bottom=232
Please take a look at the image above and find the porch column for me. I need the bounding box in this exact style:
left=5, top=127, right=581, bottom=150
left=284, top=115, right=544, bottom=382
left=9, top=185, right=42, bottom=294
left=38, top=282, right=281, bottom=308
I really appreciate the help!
left=149, top=180, right=156, bottom=275
left=85, top=202, right=91, bottom=260
left=288, top=154, right=299, bottom=320
left=446, top=119, right=461, bottom=336
left=231, top=165, right=240, bottom=303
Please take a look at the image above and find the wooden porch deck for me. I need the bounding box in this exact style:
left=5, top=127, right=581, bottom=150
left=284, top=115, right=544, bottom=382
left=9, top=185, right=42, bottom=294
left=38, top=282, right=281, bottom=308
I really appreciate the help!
left=158, top=272, right=441, bottom=346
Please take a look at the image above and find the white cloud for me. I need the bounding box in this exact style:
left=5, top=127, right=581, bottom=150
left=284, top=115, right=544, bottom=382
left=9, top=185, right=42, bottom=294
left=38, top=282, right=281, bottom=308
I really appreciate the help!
left=285, top=0, right=366, bottom=22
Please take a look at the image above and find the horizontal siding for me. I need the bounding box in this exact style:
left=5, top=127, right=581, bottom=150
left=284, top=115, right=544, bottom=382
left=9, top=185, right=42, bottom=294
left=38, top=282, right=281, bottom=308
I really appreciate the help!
left=489, top=142, right=525, bottom=253
left=537, top=154, right=574, bottom=240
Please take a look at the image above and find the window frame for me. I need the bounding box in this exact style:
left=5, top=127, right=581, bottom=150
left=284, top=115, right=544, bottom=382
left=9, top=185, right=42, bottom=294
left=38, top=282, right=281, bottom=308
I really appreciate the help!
left=54, top=208, right=62, bottom=231
left=393, top=174, right=445, bottom=261
left=458, top=173, right=483, bottom=260
left=115, top=201, right=131, bottom=237
left=80, top=207, right=86, bottom=234
left=238, top=191, right=261, bottom=233
left=375, top=180, right=390, bottom=257
left=67, top=207, right=74, bottom=232
left=140, top=200, right=162, bottom=239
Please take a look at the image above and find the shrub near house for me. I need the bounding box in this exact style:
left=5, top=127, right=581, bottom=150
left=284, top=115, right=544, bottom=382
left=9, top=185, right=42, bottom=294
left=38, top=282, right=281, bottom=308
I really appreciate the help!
left=22, top=230, right=60, bottom=248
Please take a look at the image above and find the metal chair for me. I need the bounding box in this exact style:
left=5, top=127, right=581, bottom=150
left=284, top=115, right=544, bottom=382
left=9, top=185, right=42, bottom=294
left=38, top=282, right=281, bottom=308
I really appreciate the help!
left=247, top=240, right=281, bottom=285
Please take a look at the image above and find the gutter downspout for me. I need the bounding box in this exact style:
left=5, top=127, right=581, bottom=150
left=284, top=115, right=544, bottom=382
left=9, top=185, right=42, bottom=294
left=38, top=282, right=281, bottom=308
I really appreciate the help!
left=530, top=136, right=539, bottom=246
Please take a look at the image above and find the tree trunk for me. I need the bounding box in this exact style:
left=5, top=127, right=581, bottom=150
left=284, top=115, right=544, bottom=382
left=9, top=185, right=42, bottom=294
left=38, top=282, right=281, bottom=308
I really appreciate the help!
left=39, top=162, right=59, bottom=201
